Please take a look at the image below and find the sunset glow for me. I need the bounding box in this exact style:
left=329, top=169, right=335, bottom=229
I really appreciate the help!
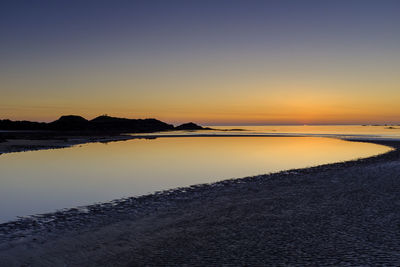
left=1, top=0, right=399, bottom=124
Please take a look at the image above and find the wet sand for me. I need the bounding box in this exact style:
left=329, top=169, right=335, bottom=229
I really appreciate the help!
left=0, top=139, right=400, bottom=266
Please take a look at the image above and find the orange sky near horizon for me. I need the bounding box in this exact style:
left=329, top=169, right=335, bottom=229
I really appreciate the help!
left=2, top=65, right=399, bottom=125
left=2, top=85, right=399, bottom=125
left=1, top=1, right=399, bottom=125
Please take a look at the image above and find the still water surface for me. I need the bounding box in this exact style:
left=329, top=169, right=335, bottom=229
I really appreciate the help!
left=140, top=125, right=400, bottom=139
left=0, top=136, right=391, bottom=223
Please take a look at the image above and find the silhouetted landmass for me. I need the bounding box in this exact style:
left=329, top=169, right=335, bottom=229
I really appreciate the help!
left=0, top=116, right=221, bottom=155
left=0, top=115, right=175, bottom=133
left=89, top=116, right=174, bottom=132
left=0, top=119, right=47, bottom=130
left=49, top=115, right=89, bottom=131
left=0, top=115, right=219, bottom=133
left=175, top=122, right=206, bottom=130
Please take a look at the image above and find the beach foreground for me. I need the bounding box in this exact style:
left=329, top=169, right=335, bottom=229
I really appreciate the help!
left=0, top=139, right=400, bottom=266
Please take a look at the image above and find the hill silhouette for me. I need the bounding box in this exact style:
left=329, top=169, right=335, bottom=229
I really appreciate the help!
left=175, top=122, right=205, bottom=130
left=49, top=115, right=89, bottom=130
left=88, top=115, right=174, bottom=132
left=0, top=115, right=205, bottom=133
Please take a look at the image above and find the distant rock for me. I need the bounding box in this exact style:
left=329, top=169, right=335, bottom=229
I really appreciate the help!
left=49, top=115, right=89, bottom=130
left=175, top=122, right=205, bottom=130
left=89, top=115, right=174, bottom=133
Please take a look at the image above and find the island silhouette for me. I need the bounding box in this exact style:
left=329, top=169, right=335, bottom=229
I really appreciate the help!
left=0, top=115, right=206, bottom=133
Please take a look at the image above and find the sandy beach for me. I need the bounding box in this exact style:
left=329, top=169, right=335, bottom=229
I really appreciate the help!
left=0, top=138, right=399, bottom=266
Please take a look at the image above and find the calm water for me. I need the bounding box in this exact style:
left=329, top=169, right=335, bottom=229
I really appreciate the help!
left=137, top=125, right=400, bottom=139
left=0, top=135, right=391, bottom=223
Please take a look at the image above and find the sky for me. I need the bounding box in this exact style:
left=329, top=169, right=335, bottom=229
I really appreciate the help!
left=1, top=0, right=399, bottom=125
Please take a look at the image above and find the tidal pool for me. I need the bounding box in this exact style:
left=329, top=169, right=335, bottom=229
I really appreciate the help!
left=0, top=136, right=391, bottom=223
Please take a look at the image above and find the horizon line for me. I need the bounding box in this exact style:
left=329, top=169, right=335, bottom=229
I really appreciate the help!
left=1, top=115, right=399, bottom=127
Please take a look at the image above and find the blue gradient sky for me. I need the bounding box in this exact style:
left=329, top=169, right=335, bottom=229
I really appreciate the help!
left=1, top=0, right=399, bottom=124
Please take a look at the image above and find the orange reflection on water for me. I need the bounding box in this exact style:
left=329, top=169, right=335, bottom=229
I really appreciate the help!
left=0, top=136, right=391, bottom=222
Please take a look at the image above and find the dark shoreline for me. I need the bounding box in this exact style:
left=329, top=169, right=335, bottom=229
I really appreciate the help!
left=1, top=138, right=400, bottom=265
left=0, top=134, right=135, bottom=155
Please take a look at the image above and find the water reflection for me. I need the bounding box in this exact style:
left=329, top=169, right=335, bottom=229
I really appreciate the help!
left=135, top=125, right=400, bottom=139
left=0, top=137, right=391, bottom=223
